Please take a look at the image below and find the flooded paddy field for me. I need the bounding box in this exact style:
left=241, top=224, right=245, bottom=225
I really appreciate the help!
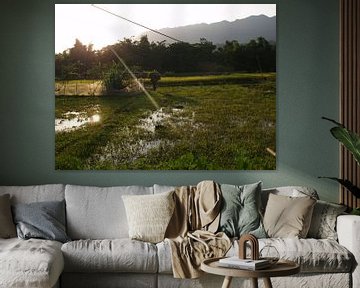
left=55, top=73, right=276, bottom=170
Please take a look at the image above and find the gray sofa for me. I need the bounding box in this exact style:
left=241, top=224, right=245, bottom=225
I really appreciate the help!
left=0, top=184, right=359, bottom=288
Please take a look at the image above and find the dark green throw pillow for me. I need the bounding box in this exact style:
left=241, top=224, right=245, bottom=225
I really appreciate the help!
left=12, top=200, right=70, bottom=243
left=218, top=182, right=266, bottom=238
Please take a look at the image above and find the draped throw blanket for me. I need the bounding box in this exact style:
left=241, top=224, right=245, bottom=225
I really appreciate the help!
left=165, top=181, right=231, bottom=278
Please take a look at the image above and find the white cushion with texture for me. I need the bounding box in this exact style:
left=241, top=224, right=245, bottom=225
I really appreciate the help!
left=337, top=215, right=360, bottom=288
left=157, top=237, right=353, bottom=274
left=65, top=185, right=153, bottom=239
left=0, top=238, right=63, bottom=288
left=61, top=239, right=158, bottom=273
left=227, top=238, right=353, bottom=273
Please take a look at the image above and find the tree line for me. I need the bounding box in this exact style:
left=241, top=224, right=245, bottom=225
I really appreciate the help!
left=55, top=35, right=276, bottom=80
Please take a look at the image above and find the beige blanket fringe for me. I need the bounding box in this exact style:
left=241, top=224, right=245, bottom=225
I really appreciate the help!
left=165, top=180, right=231, bottom=279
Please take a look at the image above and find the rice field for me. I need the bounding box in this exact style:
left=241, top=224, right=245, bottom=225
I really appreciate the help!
left=55, top=73, right=276, bottom=170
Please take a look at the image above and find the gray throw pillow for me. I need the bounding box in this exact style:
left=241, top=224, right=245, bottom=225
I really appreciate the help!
left=0, top=194, right=16, bottom=238
left=218, top=182, right=266, bottom=238
left=12, top=200, right=70, bottom=243
left=307, top=200, right=347, bottom=240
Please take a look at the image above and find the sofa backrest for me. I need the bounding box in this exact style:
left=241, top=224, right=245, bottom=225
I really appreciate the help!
left=0, top=184, right=65, bottom=204
left=65, top=184, right=153, bottom=240
left=0, top=184, right=320, bottom=240
left=153, top=184, right=176, bottom=194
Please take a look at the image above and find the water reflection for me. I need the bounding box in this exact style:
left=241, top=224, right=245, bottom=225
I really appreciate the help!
left=55, top=113, right=101, bottom=132
left=137, top=108, right=185, bottom=133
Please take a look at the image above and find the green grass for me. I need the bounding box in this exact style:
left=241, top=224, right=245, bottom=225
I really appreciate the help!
left=159, top=72, right=275, bottom=82
left=145, top=72, right=275, bottom=87
left=55, top=73, right=276, bottom=170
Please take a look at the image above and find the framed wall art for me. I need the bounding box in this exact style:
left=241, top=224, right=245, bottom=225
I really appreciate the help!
left=55, top=4, right=276, bottom=170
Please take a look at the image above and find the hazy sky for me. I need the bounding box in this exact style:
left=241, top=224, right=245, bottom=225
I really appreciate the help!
left=55, top=4, right=276, bottom=53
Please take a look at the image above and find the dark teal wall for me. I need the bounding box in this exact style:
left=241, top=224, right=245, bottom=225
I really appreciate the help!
left=0, top=0, right=340, bottom=202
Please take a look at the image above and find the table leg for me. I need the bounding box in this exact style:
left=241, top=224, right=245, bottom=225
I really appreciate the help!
left=221, top=276, right=233, bottom=288
left=263, top=277, right=273, bottom=288
left=251, top=278, right=258, bottom=288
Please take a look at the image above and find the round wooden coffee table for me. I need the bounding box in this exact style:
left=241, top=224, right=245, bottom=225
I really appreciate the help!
left=201, top=257, right=300, bottom=288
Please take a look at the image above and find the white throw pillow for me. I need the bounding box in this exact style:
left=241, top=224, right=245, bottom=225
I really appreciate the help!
left=122, top=191, right=175, bottom=243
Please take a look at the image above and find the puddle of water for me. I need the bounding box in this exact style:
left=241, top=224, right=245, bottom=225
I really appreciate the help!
left=137, top=107, right=191, bottom=133
left=138, top=108, right=173, bottom=133
left=55, top=113, right=101, bottom=132
left=95, top=136, right=169, bottom=165
left=88, top=107, right=197, bottom=166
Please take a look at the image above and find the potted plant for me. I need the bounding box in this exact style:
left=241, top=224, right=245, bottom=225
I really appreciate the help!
left=320, top=117, right=360, bottom=215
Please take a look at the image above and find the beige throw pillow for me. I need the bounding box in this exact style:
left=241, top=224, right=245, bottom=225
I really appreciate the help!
left=263, top=193, right=316, bottom=238
left=0, top=194, right=17, bottom=238
left=122, top=191, right=175, bottom=243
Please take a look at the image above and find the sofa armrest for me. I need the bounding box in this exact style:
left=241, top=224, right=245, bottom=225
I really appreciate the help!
left=337, top=215, right=360, bottom=288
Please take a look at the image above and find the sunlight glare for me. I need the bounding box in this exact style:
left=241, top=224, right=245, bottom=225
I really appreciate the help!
left=91, top=114, right=101, bottom=123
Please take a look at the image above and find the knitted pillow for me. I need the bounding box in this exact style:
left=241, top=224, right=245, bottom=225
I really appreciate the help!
left=122, top=191, right=175, bottom=243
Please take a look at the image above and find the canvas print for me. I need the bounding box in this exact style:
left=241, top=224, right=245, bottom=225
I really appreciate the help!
left=55, top=4, right=276, bottom=170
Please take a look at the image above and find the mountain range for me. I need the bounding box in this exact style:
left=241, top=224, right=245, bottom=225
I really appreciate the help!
left=141, top=15, right=276, bottom=45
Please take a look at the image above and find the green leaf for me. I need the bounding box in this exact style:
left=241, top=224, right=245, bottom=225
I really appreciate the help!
left=351, top=208, right=360, bottom=215
left=322, top=117, right=360, bottom=165
left=318, top=177, right=360, bottom=198
left=330, top=127, right=360, bottom=165
left=322, top=116, right=344, bottom=127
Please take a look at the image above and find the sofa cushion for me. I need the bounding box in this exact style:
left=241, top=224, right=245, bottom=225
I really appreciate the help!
left=263, top=193, right=316, bottom=238
left=153, top=184, right=176, bottom=194
left=260, top=238, right=353, bottom=273
left=0, top=238, right=64, bottom=288
left=12, top=200, right=70, bottom=243
left=218, top=182, right=266, bottom=238
left=307, top=200, right=347, bottom=240
left=122, top=191, right=175, bottom=243
left=234, top=238, right=353, bottom=273
left=156, top=240, right=173, bottom=274
left=158, top=237, right=353, bottom=274
left=61, top=239, right=158, bottom=273
left=0, top=184, right=65, bottom=204
left=0, top=194, right=16, bottom=238
left=65, top=185, right=153, bottom=239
